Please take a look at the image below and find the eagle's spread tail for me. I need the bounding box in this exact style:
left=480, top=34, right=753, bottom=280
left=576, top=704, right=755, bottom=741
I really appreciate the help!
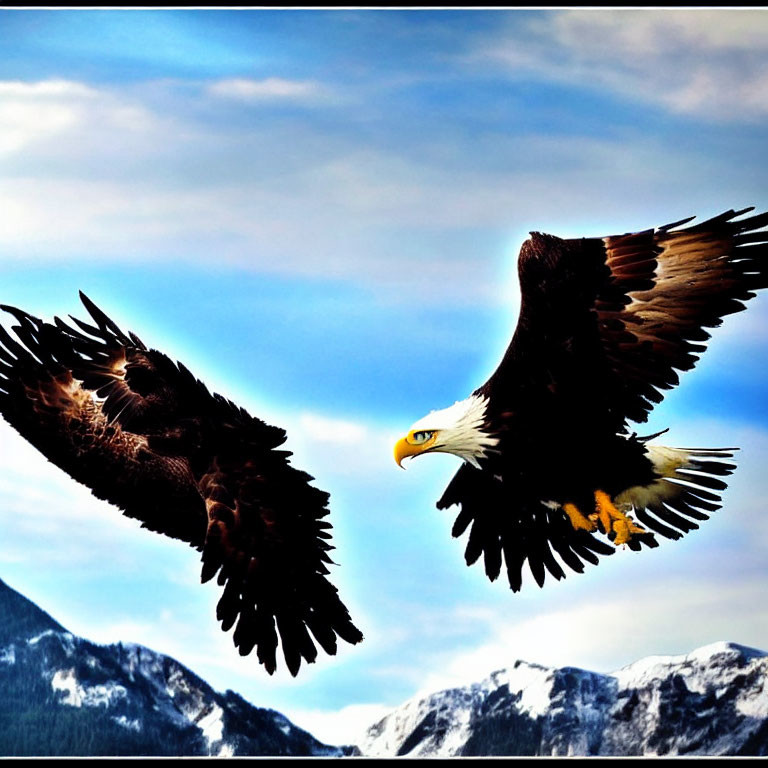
left=616, top=444, right=737, bottom=541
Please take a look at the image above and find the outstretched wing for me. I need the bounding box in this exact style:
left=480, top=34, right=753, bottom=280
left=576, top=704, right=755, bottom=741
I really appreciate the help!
left=483, top=207, right=768, bottom=431
left=596, top=208, right=768, bottom=423
left=0, top=293, right=362, bottom=675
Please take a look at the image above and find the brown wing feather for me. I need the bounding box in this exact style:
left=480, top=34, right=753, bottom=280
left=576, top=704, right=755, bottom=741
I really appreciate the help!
left=0, top=307, right=203, bottom=542
left=0, top=293, right=362, bottom=676
left=595, top=207, right=768, bottom=425
left=481, top=207, right=768, bottom=430
left=198, top=452, right=362, bottom=675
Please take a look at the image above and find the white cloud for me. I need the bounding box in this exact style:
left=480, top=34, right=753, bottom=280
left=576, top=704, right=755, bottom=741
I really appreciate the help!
left=0, top=80, right=97, bottom=98
left=0, top=99, right=79, bottom=155
left=414, top=576, right=768, bottom=699
left=283, top=703, right=392, bottom=747
left=0, top=78, right=155, bottom=156
left=479, top=9, right=768, bottom=121
left=207, top=77, right=328, bottom=103
left=546, top=9, right=768, bottom=55
left=298, top=412, right=368, bottom=446
left=0, top=75, right=764, bottom=309
left=0, top=128, right=740, bottom=305
left=0, top=177, right=243, bottom=256
left=283, top=411, right=402, bottom=485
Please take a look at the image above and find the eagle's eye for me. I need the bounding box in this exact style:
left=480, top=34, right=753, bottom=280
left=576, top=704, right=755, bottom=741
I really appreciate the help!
left=409, top=430, right=435, bottom=445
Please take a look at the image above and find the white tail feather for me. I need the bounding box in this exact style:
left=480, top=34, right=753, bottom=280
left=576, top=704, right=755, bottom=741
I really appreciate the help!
left=615, top=445, right=737, bottom=511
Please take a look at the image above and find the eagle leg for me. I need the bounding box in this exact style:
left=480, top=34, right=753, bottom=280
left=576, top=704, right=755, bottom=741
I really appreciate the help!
left=562, top=502, right=597, bottom=533
left=591, top=490, right=647, bottom=546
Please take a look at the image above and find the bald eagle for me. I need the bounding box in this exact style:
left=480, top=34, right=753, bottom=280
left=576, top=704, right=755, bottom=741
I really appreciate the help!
left=0, top=293, right=363, bottom=676
left=394, top=207, right=768, bottom=590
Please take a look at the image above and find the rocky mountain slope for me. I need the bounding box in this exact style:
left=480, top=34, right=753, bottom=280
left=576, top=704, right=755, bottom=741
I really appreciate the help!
left=2, top=573, right=766, bottom=758
left=359, top=641, right=768, bottom=757
left=0, top=577, right=353, bottom=757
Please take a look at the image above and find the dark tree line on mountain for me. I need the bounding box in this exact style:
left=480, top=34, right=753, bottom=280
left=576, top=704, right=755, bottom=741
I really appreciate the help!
left=0, top=660, right=205, bottom=757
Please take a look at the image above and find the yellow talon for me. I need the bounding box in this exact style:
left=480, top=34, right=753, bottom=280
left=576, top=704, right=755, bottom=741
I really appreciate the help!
left=563, top=502, right=597, bottom=532
left=594, top=490, right=647, bottom=546
left=594, top=498, right=614, bottom=537
left=613, top=518, right=631, bottom=546
left=562, top=492, right=647, bottom=545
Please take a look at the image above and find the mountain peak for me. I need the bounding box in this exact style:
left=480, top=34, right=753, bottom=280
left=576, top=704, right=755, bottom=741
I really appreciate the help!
left=361, top=640, right=768, bottom=757
left=611, top=640, right=768, bottom=690
left=692, top=640, right=767, bottom=661
left=0, top=577, right=65, bottom=646
left=0, top=576, right=353, bottom=757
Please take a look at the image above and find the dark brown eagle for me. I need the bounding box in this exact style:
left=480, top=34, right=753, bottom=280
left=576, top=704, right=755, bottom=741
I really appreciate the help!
left=394, top=207, right=768, bottom=590
left=0, top=293, right=363, bottom=676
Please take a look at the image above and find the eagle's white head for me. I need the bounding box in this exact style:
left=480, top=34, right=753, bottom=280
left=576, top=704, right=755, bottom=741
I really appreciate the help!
left=394, top=394, right=499, bottom=469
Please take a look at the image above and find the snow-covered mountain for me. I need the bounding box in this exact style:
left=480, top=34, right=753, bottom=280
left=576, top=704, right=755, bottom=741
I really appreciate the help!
left=3, top=573, right=767, bottom=758
left=0, top=577, right=354, bottom=757
left=359, top=641, right=768, bottom=757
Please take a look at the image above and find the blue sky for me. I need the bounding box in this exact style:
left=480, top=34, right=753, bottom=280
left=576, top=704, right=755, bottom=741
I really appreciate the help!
left=0, top=8, right=767, bottom=746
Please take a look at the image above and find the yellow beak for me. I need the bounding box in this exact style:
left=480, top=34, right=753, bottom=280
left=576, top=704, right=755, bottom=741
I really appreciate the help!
left=394, top=437, right=417, bottom=468
left=394, top=435, right=435, bottom=468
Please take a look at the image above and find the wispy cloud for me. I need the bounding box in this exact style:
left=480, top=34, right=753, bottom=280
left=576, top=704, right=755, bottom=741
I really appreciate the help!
left=0, top=78, right=155, bottom=157
left=0, top=74, right=765, bottom=308
left=206, top=76, right=330, bottom=103
left=298, top=412, right=368, bottom=446
left=476, top=9, right=768, bottom=121
left=413, top=577, right=768, bottom=698
left=0, top=80, right=93, bottom=155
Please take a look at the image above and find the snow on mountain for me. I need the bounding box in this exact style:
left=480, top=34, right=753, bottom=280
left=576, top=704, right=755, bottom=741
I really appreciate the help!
left=602, top=641, right=768, bottom=757
left=2, top=574, right=766, bottom=758
left=0, top=577, right=355, bottom=757
left=359, top=641, right=768, bottom=757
